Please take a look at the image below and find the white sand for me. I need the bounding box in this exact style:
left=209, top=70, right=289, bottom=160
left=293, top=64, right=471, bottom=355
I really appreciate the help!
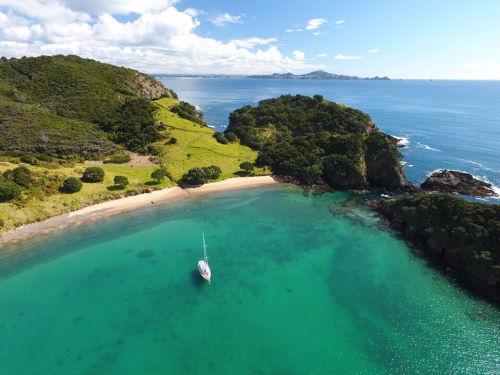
left=0, top=176, right=278, bottom=247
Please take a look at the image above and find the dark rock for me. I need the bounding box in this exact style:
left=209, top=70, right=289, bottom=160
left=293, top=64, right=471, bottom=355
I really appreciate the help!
left=421, top=169, right=498, bottom=198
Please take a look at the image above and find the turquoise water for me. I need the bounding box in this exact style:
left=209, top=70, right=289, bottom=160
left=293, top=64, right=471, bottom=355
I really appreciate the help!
left=159, top=78, right=500, bottom=197
left=1, top=186, right=498, bottom=374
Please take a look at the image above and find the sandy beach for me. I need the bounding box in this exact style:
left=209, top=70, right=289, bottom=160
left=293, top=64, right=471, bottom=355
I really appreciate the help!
left=0, top=176, right=278, bottom=247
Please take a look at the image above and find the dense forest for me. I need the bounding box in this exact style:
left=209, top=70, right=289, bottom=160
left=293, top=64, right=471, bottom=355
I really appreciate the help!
left=226, top=94, right=409, bottom=189
left=375, top=194, right=500, bottom=302
left=0, top=55, right=176, bottom=157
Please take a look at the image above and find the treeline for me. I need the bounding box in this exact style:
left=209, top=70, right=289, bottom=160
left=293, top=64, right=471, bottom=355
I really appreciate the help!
left=225, top=95, right=407, bottom=189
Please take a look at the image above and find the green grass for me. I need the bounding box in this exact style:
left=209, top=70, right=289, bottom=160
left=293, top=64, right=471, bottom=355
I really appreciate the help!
left=153, top=98, right=265, bottom=180
left=0, top=98, right=268, bottom=232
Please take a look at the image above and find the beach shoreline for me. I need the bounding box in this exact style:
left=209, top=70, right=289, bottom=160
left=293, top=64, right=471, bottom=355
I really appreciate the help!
left=0, top=176, right=279, bottom=248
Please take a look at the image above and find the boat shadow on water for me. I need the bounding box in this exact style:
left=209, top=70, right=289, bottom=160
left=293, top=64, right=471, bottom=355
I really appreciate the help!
left=190, top=269, right=207, bottom=289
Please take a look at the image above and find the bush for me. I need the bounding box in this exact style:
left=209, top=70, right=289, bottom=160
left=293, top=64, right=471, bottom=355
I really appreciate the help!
left=239, top=161, right=254, bottom=173
left=62, top=177, right=82, bottom=193
left=168, top=137, right=177, bottom=145
left=202, top=165, right=222, bottom=180
left=12, top=166, right=32, bottom=188
left=225, top=132, right=239, bottom=143
left=151, top=168, right=167, bottom=183
left=20, top=155, right=38, bottom=165
left=82, top=167, right=105, bottom=182
left=103, top=153, right=131, bottom=164
left=180, top=168, right=207, bottom=186
left=0, top=182, right=22, bottom=202
left=213, top=132, right=229, bottom=144
left=114, top=176, right=129, bottom=189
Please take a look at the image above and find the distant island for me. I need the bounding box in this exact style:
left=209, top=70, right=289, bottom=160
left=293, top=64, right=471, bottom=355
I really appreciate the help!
left=155, top=70, right=390, bottom=80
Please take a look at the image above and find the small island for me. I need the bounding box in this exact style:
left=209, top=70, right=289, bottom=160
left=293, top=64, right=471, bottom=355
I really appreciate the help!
left=248, top=70, right=390, bottom=80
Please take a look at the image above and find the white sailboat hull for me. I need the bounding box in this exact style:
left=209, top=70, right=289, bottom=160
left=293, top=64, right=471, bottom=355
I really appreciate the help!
left=198, top=259, right=211, bottom=283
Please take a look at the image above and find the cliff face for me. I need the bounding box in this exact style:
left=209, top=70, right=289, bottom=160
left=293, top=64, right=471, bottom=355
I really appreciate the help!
left=372, top=194, right=500, bottom=303
left=133, top=73, right=177, bottom=100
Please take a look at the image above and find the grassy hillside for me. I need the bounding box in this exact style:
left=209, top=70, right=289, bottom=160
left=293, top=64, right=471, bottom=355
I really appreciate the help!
left=0, top=55, right=177, bottom=156
left=153, top=98, right=261, bottom=180
left=0, top=98, right=263, bottom=232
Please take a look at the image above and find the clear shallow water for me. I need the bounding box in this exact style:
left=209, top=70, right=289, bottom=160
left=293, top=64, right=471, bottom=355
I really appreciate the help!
left=1, top=186, right=498, bottom=375
left=159, top=78, right=500, bottom=195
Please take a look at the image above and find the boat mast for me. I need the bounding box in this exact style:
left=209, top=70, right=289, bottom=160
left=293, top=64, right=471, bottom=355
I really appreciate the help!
left=202, top=233, right=208, bottom=262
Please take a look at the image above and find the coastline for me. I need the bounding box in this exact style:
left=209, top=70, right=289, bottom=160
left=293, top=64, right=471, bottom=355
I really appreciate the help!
left=0, top=176, right=278, bottom=248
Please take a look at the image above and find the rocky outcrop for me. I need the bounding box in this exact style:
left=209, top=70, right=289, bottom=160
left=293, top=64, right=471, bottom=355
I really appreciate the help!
left=421, top=170, right=498, bottom=198
left=134, top=73, right=178, bottom=100
left=370, top=194, right=500, bottom=304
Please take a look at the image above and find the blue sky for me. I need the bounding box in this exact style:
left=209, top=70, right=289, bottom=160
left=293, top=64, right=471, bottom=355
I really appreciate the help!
left=1, top=0, right=499, bottom=78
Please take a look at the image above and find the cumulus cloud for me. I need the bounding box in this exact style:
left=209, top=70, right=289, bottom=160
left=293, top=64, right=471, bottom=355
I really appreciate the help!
left=306, top=18, right=326, bottom=30
left=60, top=0, right=179, bottom=15
left=368, top=48, right=380, bottom=53
left=0, top=2, right=321, bottom=74
left=293, top=50, right=305, bottom=60
left=230, top=37, right=277, bottom=49
left=334, top=20, right=346, bottom=25
left=210, top=12, right=242, bottom=26
left=334, top=54, right=362, bottom=60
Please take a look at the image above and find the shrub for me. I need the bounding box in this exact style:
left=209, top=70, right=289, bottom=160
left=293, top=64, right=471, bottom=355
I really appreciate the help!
left=168, top=137, right=177, bottom=145
left=20, top=155, right=38, bottom=165
left=62, top=177, right=83, bottom=193
left=202, top=165, right=222, bottom=180
left=114, top=176, right=129, bottom=189
left=0, top=182, right=22, bottom=202
left=239, top=161, right=254, bottom=173
left=151, top=168, right=167, bottom=183
left=82, top=167, right=105, bottom=182
left=225, top=132, right=239, bottom=143
left=180, top=168, right=207, bottom=186
left=12, top=166, right=32, bottom=188
left=213, top=132, right=229, bottom=144
left=103, top=153, right=131, bottom=164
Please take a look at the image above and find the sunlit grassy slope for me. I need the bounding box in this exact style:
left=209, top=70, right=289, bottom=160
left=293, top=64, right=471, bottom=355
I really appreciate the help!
left=0, top=98, right=266, bottom=232
left=153, top=98, right=261, bottom=179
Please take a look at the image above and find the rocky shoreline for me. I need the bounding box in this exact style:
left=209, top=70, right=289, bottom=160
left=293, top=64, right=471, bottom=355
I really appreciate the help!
left=368, top=195, right=499, bottom=305
left=421, top=169, right=499, bottom=198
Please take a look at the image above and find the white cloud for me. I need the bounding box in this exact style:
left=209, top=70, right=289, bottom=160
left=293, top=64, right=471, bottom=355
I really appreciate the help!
left=317, top=53, right=328, bottom=57
left=464, top=60, right=495, bottom=69
left=293, top=50, right=305, bottom=60
left=60, top=0, right=179, bottom=15
left=0, top=2, right=321, bottom=74
left=306, top=18, right=326, bottom=30
left=210, top=12, right=242, bottom=26
left=184, top=8, right=202, bottom=17
left=285, top=29, right=294, bottom=33
left=334, top=20, right=346, bottom=25
left=313, top=32, right=321, bottom=36
left=230, top=37, right=277, bottom=49
left=334, top=54, right=362, bottom=60
left=368, top=48, right=380, bottom=53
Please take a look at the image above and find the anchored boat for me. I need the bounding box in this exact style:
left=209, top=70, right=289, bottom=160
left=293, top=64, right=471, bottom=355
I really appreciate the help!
left=198, top=233, right=211, bottom=283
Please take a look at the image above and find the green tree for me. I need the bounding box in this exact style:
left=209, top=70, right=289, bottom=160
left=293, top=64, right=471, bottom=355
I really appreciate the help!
left=151, top=168, right=167, bottom=184
left=213, top=132, right=229, bottom=144
left=82, top=167, right=105, bottom=182
left=0, top=182, right=22, bottom=202
left=181, top=168, right=207, bottom=186
left=239, top=161, right=254, bottom=173
left=202, top=165, right=222, bottom=180
left=62, top=177, right=82, bottom=193
left=114, top=176, right=129, bottom=189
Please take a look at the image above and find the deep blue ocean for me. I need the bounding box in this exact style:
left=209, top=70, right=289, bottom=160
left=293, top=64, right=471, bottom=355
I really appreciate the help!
left=158, top=78, right=500, bottom=197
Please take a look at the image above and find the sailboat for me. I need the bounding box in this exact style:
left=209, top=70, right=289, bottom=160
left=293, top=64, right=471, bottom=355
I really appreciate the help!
left=198, top=233, right=211, bottom=283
